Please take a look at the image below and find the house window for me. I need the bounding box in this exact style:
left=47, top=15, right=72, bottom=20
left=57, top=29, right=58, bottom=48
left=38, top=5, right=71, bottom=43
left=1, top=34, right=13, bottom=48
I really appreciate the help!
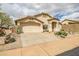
left=43, top=24, right=49, bottom=32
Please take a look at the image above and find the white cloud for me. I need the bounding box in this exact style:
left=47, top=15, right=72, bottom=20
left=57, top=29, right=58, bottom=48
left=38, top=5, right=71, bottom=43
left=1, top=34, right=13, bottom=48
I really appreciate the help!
left=0, top=3, right=79, bottom=20
left=10, top=16, right=17, bottom=20
left=60, top=12, right=79, bottom=21
left=33, top=4, right=41, bottom=9
left=22, top=7, right=37, bottom=16
left=1, top=4, right=24, bottom=17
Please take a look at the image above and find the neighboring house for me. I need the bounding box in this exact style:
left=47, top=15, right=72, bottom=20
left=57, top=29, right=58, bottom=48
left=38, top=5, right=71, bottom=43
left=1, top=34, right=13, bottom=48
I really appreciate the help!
left=61, top=19, right=79, bottom=33
left=15, top=12, right=60, bottom=33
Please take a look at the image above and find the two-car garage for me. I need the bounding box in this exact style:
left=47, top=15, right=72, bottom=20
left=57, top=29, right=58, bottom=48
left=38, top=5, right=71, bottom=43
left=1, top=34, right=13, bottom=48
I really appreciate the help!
left=21, top=21, right=43, bottom=33
left=15, top=16, right=44, bottom=33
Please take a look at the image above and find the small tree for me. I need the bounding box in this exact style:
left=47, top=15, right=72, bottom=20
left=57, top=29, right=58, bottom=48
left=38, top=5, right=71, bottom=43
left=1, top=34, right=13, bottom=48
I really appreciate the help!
left=0, top=12, right=14, bottom=28
left=0, top=11, right=14, bottom=36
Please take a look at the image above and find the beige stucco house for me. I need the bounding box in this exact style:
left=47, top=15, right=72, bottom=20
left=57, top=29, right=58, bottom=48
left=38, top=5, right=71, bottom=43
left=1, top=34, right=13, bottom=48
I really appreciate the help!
left=61, top=19, right=79, bottom=33
left=15, top=13, right=61, bottom=33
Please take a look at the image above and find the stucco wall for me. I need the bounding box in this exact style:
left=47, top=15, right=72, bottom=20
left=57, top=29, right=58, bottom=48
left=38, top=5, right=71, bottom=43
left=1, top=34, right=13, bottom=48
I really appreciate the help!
left=35, top=15, right=51, bottom=24
left=62, top=23, right=79, bottom=33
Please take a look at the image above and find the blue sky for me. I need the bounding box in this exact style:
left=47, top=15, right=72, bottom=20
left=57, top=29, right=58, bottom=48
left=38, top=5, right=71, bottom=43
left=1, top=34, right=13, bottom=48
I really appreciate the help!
left=0, top=3, right=79, bottom=21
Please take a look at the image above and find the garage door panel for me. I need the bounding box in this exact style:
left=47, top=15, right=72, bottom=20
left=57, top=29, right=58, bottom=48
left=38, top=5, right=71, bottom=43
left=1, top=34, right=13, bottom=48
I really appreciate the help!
left=23, top=26, right=42, bottom=32
left=21, top=21, right=43, bottom=33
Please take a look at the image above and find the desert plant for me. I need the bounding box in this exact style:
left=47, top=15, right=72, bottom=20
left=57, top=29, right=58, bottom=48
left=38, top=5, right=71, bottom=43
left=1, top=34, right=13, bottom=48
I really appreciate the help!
left=0, top=12, right=14, bottom=28
left=55, top=29, right=68, bottom=38
left=5, top=33, right=16, bottom=44
left=0, top=31, right=5, bottom=37
left=16, top=26, right=23, bottom=34
left=0, top=28, right=6, bottom=37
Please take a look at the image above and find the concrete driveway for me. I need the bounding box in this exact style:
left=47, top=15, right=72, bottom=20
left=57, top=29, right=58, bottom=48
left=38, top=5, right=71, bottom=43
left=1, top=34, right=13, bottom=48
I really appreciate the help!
left=20, top=32, right=59, bottom=47
left=0, top=34, right=79, bottom=56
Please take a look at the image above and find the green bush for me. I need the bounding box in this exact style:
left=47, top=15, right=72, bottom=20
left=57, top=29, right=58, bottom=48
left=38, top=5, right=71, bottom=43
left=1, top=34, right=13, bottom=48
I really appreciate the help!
left=16, top=26, right=23, bottom=34
left=0, top=31, right=5, bottom=37
left=5, top=34, right=16, bottom=44
left=55, top=30, right=68, bottom=38
left=0, top=29, right=6, bottom=37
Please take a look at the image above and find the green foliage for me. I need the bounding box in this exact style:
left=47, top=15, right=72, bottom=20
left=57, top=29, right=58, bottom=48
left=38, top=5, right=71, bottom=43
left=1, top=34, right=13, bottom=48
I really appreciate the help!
left=0, top=12, right=14, bottom=28
left=0, top=28, right=6, bottom=37
left=55, top=29, right=68, bottom=38
left=0, top=31, right=5, bottom=37
left=5, top=33, right=16, bottom=44
left=16, top=26, right=23, bottom=34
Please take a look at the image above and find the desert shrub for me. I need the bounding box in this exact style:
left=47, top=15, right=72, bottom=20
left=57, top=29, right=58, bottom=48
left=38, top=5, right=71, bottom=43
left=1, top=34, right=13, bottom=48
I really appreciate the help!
left=16, top=26, right=23, bottom=34
left=55, top=29, right=68, bottom=38
left=5, top=33, right=16, bottom=44
left=0, top=29, right=6, bottom=37
left=0, top=31, right=5, bottom=37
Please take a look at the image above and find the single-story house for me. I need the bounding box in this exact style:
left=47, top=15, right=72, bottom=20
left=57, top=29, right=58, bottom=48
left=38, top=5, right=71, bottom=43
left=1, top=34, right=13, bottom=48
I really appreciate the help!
left=15, top=12, right=61, bottom=33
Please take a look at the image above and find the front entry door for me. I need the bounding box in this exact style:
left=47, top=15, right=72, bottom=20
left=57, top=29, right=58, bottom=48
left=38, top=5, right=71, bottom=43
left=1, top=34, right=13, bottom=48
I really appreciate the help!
left=52, top=22, right=56, bottom=31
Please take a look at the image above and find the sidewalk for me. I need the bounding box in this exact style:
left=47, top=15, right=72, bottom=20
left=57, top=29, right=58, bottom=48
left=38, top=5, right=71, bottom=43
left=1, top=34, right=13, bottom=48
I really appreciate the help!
left=0, top=34, right=79, bottom=56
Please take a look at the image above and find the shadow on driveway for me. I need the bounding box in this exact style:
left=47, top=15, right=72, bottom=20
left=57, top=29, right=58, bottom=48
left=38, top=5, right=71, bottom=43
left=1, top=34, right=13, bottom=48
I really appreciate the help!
left=56, top=47, right=79, bottom=56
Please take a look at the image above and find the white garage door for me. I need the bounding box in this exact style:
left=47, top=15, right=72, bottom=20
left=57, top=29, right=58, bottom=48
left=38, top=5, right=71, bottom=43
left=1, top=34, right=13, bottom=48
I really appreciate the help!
left=21, top=21, right=43, bottom=33
left=23, top=26, right=42, bottom=32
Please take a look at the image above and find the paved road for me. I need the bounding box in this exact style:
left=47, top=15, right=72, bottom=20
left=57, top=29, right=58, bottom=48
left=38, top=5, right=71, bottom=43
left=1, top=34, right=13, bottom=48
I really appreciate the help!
left=20, top=32, right=59, bottom=47
left=57, top=47, right=79, bottom=56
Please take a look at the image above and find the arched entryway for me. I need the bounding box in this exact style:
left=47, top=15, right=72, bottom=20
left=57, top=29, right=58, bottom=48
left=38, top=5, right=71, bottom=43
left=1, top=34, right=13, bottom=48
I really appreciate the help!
left=48, top=19, right=58, bottom=32
left=52, top=22, right=57, bottom=31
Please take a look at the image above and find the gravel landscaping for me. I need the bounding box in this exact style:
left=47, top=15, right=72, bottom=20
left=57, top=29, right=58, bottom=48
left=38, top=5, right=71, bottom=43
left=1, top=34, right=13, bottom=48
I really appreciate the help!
left=0, top=34, right=22, bottom=51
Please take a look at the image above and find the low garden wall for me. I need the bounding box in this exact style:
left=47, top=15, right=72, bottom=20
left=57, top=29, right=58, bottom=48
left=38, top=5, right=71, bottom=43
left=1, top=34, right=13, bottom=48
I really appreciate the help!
left=62, top=24, right=79, bottom=34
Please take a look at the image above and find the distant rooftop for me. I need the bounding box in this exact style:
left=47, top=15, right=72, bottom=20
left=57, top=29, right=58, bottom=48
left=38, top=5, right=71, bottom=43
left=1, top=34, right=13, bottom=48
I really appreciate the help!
left=62, top=19, right=79, bottom=22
